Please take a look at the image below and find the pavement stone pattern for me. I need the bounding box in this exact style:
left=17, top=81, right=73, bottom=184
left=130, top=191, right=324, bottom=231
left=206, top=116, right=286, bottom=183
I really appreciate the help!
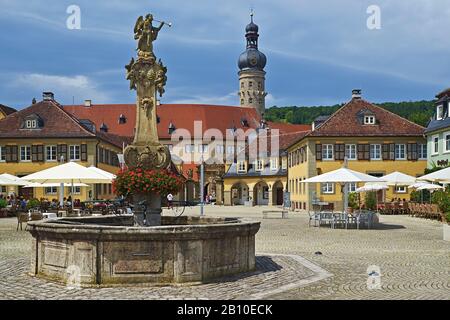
left=1, top=206, right=449, bottom=300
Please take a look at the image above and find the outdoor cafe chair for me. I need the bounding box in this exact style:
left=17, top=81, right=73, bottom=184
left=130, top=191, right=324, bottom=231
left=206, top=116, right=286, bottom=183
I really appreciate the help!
left=319, top=211, right=335, bottom=228
left=333, top=212, right=349, bottom=229
left=308, top=211, right=320, bottom=227
left=356, top=211, right=373, bottom=229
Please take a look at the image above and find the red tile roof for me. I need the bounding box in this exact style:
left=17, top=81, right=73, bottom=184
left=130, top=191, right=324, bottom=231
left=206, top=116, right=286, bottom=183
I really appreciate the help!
left=0, top=104, right=17, bottom=116
left=0, top=100, right=127, bottom=148
left=63, top=104, right=311, bottom=138
left=308, top=98, right=424, bottom=137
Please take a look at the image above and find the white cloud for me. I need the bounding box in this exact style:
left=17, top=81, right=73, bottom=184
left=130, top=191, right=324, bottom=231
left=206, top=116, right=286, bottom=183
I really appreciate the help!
left=11, top=73, right=110, bottom=104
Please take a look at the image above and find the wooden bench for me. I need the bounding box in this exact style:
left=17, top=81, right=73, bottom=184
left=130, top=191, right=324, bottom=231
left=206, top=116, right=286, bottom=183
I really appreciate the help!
left=262, top=210, right=288, bottom=219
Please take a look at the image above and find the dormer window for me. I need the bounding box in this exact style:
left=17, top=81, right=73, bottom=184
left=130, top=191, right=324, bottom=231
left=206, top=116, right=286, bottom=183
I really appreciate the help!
left=255, top=159, right=264, bottom=171
left=237, top=161, right=246, bottom=173
left=436, top=105, right=444, bottom=120
left=22, top=114, right=43, bottom=130
left=241, top=118, right=249, bottom=127
left=364, top=115, right=376, bottom=125
left=168, top=122, right=176, bottom=134
left=99, top=123, right=108, bottom=132
left=26, top=120, right=37, bottom=129
left=118, top=114, right=127, bottom=124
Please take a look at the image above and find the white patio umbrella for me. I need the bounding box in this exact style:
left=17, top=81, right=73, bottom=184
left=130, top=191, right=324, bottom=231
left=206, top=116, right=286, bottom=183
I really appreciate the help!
left=0, top=175, right=24, bottom=186
left=355, top=183, right=388, bottom=213
left=418, top=167, right=450, bottom=183
left=23, top=182, right=89, bottom=188
left=303, top=168, right=383, bottom=212
left=355, top=183, right=388, bottom=192
left=87, top=166, right=117, bottom=180
left=0, top=173, right=28, bottom=186
left=409, top=182, right=428, bottom=189
left=381, top=171, right=416, bottom=186
left=416, top=183, right=444, bottom=191
left=22, top=162, right=113, bottom=209
left=303, top=168, right=383, bottom=184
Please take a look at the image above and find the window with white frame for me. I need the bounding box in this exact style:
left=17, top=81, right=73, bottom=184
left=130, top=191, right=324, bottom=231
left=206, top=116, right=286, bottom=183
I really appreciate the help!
left=322, top=144, right=334, bottom=160
left=1, top=186, right=6, bottom=193
left=237, top=161, right=246, bottom=173
left=345, top=144, right=357, bottom=160
left=46, top=145, right=57, bottom=161
left=349, top=183, right=357, bottom=192
left=395, top=186, right=407, bottom=193
left=418, top=144, right=427, bottom=159
left=364, top=115, right=376, bottom=124
left=69, top=145, right=80, bottom=161
left=226, top=145, right=235, bottom=155
left=321, top=183, right=334, bottom=194
left=185, top=144, right=194, bottom=153
left=255, top=159, right=264, bottom=171
left=20, top=145, right=31, bottom=161
left=198, top=144, right=209, bottom=153
left=0, top=146, right=5, bottom=162
left=370, top=144, right=382, bottom=160
left=45, top=186, right=58, bottom=195
left=445, top=132, right=450, bottom=153
left=432, top=135, right=439, bottom=154
left=25, top=120, right=37, bottom=129
left=270, top=158, right=278, bottom=171
left=436, top=105, right=444, bottom=120
left=395, top=144, right=406, bottom=160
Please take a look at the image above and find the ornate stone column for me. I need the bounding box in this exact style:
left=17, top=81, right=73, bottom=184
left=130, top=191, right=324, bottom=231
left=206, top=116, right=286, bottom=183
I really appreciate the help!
left=123, top=14, right=171, bottom=226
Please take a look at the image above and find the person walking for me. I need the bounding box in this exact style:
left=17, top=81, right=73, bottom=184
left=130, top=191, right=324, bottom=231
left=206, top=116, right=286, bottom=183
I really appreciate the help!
left=167, top=193, right=173, bottom=209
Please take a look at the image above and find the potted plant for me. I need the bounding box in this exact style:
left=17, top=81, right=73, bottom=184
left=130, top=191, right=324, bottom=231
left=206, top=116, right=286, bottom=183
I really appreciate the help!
left=0, top=198, right=7, bottom=218
left=348, top=192, right=359, bottom=213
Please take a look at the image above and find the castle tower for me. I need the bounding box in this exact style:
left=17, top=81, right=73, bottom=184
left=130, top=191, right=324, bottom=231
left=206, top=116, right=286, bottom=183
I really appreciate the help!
left=238, top=12, right=267, bottom=117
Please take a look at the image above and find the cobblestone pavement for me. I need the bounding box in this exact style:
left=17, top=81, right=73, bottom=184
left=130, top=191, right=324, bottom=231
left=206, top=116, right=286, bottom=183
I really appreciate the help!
left=1, top=206, right=449, bottom=300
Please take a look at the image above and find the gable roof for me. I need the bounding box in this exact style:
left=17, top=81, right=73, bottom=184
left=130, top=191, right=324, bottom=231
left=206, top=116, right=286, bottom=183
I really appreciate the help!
left=307, top=98, right=425, bottom=137
left=0, top=104, right=17, bottom=116
left=63, top=103, right=311, bottom=138
left=0, top=100, right=127, bottom=148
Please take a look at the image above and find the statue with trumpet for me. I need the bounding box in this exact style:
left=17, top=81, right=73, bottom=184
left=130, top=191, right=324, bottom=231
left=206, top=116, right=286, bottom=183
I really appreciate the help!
left=134, top=14, right=171, bottom=59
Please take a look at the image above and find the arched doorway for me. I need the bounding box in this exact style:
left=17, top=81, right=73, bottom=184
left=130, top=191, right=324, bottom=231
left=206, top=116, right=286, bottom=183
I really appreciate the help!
left=253, top=181, right=269, bottom=206
left=230, top=182, right=249, bottom=205
left=272, top=181, right=284, bottom=206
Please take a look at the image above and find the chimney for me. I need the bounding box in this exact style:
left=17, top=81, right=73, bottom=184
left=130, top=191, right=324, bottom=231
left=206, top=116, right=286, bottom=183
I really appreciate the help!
left=84, top=99, right=92, bottom=107
left=352, top=89, right=362, bottom=99
left=42, top=92, right=54, bottom=101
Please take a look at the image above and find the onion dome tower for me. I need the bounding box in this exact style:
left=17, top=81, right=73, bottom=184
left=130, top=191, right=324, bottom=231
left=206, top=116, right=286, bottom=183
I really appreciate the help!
left=238, top=11, right=267, bottom=116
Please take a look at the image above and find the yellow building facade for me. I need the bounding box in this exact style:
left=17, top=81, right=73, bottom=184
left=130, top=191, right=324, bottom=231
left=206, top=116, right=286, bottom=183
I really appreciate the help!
left=0, top=95, right=124, bottom=201
left=287, top=92, right=427, bottom=211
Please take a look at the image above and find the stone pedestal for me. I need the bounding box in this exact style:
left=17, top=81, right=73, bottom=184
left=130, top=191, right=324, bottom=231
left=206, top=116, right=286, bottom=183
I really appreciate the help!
left=444, top=224, right=450, bottom=241
left=133, top=192, right=162, bottom=226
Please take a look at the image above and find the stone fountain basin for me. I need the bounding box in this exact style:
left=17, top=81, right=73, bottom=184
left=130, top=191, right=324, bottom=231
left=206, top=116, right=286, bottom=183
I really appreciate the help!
left=27, top=215, right=260, bottom=286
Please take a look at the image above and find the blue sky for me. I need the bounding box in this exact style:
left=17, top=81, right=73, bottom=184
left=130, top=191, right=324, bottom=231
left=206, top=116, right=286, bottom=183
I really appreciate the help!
left=1, top=0, right=450, bottom=109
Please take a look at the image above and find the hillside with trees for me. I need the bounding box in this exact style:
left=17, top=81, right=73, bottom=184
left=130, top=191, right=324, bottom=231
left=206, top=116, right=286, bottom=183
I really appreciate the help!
left=264, top=100, right=435, bottom=127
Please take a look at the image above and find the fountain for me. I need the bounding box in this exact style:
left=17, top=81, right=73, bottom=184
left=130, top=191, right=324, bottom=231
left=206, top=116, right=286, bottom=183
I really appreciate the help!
left=26, top=13, right=260, bottom=286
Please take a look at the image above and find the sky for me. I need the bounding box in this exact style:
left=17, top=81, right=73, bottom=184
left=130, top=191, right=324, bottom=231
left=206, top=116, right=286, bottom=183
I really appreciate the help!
left=1, top=0, right=450, bottom=110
